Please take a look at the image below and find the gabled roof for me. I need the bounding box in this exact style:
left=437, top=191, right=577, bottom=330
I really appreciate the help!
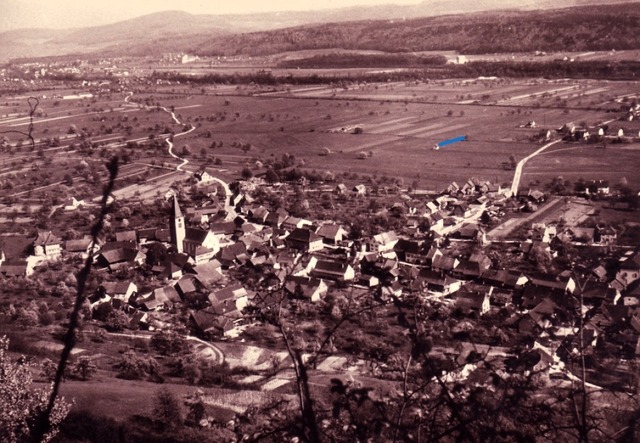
left=208, top=283, right=247, bottom=304
left=313, top=260, right=352, bottom=275
left=65, top=238, right=93, bottom=252
left=372, top=231, right=398, bottom=244
left=285, top=276, right=327, bottom=299
left=34, top=231, right=61, bottom=246
left=101, top=281, right=134, bottom=295
left=185, top=227, right=210, bottom=244
left=316, top=224, right=346, bottom=239
left=218, top=242, right=247, bottom=262
left=394, top=239, right=423, bottom=254
left=432, top=255, right=458, bottom=271
left=115, top=231, right=137, bottom=242
left=191, top=261, right=224, bottom=286
left=0, top=261, right=28, bottom=277
left=210, top=222, right=236, bottom=235
left=99, top=248, right=138, bottom=265
left=175, top=274, right=198, bottom=295
left=287, top=228, right=322, bottom=244
left=481, top=269, right=526, bottom=288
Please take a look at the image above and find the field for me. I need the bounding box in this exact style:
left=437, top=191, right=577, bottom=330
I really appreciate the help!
left=1, top=77, right=639, bottom=217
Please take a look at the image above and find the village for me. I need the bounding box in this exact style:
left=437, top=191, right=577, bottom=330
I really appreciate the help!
left=1, top=140, right=639, bottom=402
left=1, top=52, right=640, bottom=440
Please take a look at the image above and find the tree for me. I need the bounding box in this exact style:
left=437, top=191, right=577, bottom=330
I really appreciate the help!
left=116, top=350, right=158, bottom=380
left=150, top=330, right=187, bottom=356
left=0, top=336, right=71, bottom=443
left=241, top=167, right=253, bottom=180
left=70, top=356, right=97, bottom=381
left=152, top=387, right=183, bottom=431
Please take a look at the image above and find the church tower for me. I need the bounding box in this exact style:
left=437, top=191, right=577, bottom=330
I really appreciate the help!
left=170, top=195, right=185, bottom=253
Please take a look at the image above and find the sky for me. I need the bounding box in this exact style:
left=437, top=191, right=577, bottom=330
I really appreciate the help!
left=0, top=0, right=424, bottom=31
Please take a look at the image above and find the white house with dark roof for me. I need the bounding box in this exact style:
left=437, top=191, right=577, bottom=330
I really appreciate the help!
left=368, top=231, right=398, bottom=253
left=310, top=260, right=355, bottom=281
left=286, top=228, right=324, bottom=252
left=33, top=231, right=62, bottom=257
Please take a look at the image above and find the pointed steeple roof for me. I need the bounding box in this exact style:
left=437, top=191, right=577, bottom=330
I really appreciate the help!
left=171, top=195, right=183, bottom=219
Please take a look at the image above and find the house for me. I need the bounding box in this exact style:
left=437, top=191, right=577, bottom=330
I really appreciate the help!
left=284, top=276, right=328, bottom=302
left=560, top=227, right=595, bottom=244
left=352, top=184, right=367, bottom=197
left=63, top=197, right=84, bottom=211
left=96, top=247, right=145, bottom=271
left=481, top=269, right=528, bottom=289
left=531, top=223, right=556, bottom=243
left=311, top=260, right=355, bottom=281
left=193, top=169, right=214, bottom=183
left=378, top=281, right=403, bottom=299
left=453, top=253, right=491, bottom=279
left=454, top=224, right=485, bottom=242
left=281, top=216, right=311, bottom=232
left=359, top=274, right=380, bottom=287
left=425, top=246, right=444, bottom=267
left=616, top=252, right=640, bottom=287
left=137, top=228, right=171, bottom=244
left=0, top=260, right=32, bottom=277
left=426, top=212, right=446, bottom=233
left=188, top=207, right=221, bottom=225
left=248, top=206, right=270, bottom=224
left=100, top=281, right=137, bottom=303
left=217, top=242, right=248, bottom=268
left=445, top=182, right=460, bottom=195
left=190, top=260, right=224, bottom=287
left=451, top=202, right=471, bottom=218
left=431, top=255, right=460, bottom=274
left=528, top=275, right=576, bottom=294
left=585, top=180, right=610, bottom=195
left=208, top=283, right=249, bottom=312
left=137, top=286, right=181, bottom=311
left=368, top=231, right=398, bottom=253
left=286, top=228, right=324, bottom=252
left=183, top=228, right=220, bottom=258
left=595, top=225, right=617, bottom=245
left=316, top=224, right=348, bottom=245
left=115, top=230, right=138, bottom=243
left=418, top=269, right=462, bottom=295
left=395, top=239, right=430, bottom=265
left=527, top=189, right=546, bottom=204
left=335, top=183, right=348, bottom=195
left=64, top=237, right=95, bottom=258
left=33, top=231, right=62, bottom=257
left=453, top=287, right=492, bottom=315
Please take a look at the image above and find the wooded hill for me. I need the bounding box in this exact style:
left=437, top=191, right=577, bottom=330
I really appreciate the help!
left=192, top=2, right=640, bottom=56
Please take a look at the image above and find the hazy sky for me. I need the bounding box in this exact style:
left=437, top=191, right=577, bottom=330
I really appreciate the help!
left=0, top=0, right=423, bottom=31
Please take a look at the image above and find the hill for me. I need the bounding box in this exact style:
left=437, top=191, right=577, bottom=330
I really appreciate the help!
left=191, top=2, right=640, bottom=56
left=1, top=1, right=638, bottom=62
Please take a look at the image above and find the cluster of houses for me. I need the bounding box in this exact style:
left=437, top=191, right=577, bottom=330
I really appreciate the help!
left=1, top=173, right=639, bottom=379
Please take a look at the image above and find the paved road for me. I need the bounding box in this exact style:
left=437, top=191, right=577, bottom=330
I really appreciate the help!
left=510, top=139, right=561, bottom=197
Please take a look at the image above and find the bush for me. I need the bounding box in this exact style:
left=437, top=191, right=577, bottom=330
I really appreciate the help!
left=115, top=350, right=159, bottom=381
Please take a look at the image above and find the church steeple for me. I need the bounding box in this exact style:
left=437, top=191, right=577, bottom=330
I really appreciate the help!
left=170, top=195, right=185, bottom=253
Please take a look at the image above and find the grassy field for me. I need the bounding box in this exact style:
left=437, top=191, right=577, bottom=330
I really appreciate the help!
left=1, top=78, right=638, bottom=210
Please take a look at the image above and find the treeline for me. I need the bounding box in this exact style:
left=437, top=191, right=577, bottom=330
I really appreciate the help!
left=277, top=53, right=447, bottom=69
left=192, top=3, right=640, bottom=57
left=149, top=59, right=640, bottom=86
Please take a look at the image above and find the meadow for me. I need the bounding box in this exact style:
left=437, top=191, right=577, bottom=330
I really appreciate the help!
left=1, top=77, right=638, bottom=211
